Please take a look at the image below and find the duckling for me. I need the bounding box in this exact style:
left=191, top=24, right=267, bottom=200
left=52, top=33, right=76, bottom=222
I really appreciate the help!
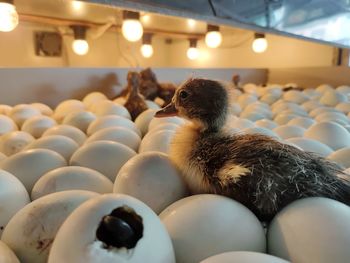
left=232, top=74, right=243, bottom=93
left=124, top=71, right=148, bottom=121
left=155, top=78, right=350, bottom=221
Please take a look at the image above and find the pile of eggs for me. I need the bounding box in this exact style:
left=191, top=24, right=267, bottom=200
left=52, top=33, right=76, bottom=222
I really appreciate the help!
left=0, top=82, right=350, bottom=263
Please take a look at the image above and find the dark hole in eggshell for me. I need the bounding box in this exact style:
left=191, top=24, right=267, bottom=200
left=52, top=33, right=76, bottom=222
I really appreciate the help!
left=96, top=206, right=143, bottom=249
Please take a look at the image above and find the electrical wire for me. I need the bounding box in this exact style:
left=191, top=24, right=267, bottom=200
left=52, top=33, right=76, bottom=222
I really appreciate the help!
left=208, top=0, right=217, bottom=16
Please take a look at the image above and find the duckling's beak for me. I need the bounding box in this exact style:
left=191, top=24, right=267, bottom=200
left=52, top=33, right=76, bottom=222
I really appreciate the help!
left=155, top=102, right=178, bottom=117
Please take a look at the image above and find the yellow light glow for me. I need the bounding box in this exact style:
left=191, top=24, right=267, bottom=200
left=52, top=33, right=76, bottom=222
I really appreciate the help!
left=187, top=19, right=196, bottom=28
left=0, top=2, right=19, bottom=32
left=141, top=14, right=150, bottom=24
left=205, top=31, right=222, bottom=48
left=187, top=47, right=199, bottom=60
left=252, top=37, right=268, bottom=53
left=72, top=1, right=83, bottom=11
left=141, top=44, right=153, bottom=58
left=122, top=19, right=143, bottom=42
left=72, top=39, right=89, bottom=55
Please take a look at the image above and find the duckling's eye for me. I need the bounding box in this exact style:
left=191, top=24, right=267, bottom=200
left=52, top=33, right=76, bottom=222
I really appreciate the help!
left=179, top=90, right=189, bottom=99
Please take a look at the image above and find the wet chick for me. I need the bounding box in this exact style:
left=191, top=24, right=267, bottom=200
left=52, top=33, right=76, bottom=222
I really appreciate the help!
left=124, top=72, right=148, bottom=121
left=140, top=68, right=159, bottom=101
left=155, top=78, right=350, bottom=221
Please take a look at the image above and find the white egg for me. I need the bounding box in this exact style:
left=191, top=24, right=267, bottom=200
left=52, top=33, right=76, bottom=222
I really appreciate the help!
left=160, top=194, right=266, bottom=263
left=62, top=111, right=96, bottom=133
left=301, top=100, right=322, bottom=112
left=0, top=152, right=6, bottom=161
left=0, top=105, right=12, bottom=116
left=139, top=129, right=176, bottom=154
left=240, top=111, right=266, bottom=122
left=255, top=119, right=278, bottom=130
left=230, top=118, right=255, bottom=130
left=200, top=251, right=289, bottom=263
left=0, top=149, right=66, bottom=192
left=114, top=152, right=188, bottom=214
left=113, top=97, right=126, bottom=105
left=0, top=131, right=35, bottom=156
left=242, top=83, right=257, bottom=95
left=327, top=147, right=350, bottom=169
left=319, top=90, right=347, bottom=107
left=287, top=117, right=315, bottom=129
left=85, top=127, right=140, bottom=151
left=148, top=122, right=179, bottom=133
left=286, top=137, right=333, bottom=157
left=70, top=141, right=136, bottom=181
left=9, top=104, right=41, bottom=127
left=336, top=85, right=350, bottom=95
left=0, top=240, right=20, bottom=263
left=302, top=88, right=321, bottom=99
left=31, top=103, right=53, bottom=116
left=237, top=94, right=258, bottom=109
left=283, top=90, right=308, bottom=104
left=83, top=92, right=108, bottom=109
left=134, top=109, right=156, bottom=136
left=315, top=111, right=349, bottom=124
left=268, top=197, right=350, bottom=263
left=0, top=115, right=18, bottom=135
left=260, top=93, right=280, bottom=105
left=48, top=194, right=175, bottom=263
left=31, top=166, right=113, bottom=200
left=92, top=100, right=131, bottom=120
left=0, top=170, right=30, bottom=237
left=274, top=113, right=298, bottom=125
left=242, top=127, right=279, bottom=139
left=335, top=102, right=350, bottom=114
left=2, top=190, right=98, bottom=263
left=42, top=125, right=86, bottom=146
left=265, top=86, right=283, bottom=97
left=229, top=103, right=242, bottom=115
left=279, top=107, right=309, bottom=117
left=304, top=121, right=350, bottom=150
left=87, top=115, right=141, bottom=137
left=316, top=84, right=333, bottom=93
left=23, top=135, right=79, bottom=161
left=145, top=100, right=160, bottom=110
left=148, top=116, right=185, bottom=131
left=21, top=115, right=57, bottom=138
left=308, top=106, right=340, bottom=118
left=53, top=100, right=85, bottom=122
left=273, top=125, right=305, bottom=139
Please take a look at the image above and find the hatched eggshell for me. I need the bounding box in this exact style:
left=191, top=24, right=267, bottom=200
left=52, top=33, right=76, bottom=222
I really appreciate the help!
left=62, top=111, right=96, bottom=133
left=0, top=240, right=20, bottom=263
left=31, top=103, right=53, bottom=116
left=327, top=147, right=350, bottom=169
left=87, top=115, right=141, bottom=136
left=255, top=119, right=278, bottom=130
left=230, top=118, right=255, bottom=130
left=287, top=117, right=315, bottom=129
left=148, top=116, right=185, bottom=131
left=301, top=100, right=322, bottom=112
left=0, top=149, right=66, bottom=192
left=200, top=251, right=289, bottom=263
left=0, top=115, right=18, bottom=135
left=134, top=109, right=156, bottom=136
left=242, top=127, right=279, bottom=139
left=48, top=194, right=175, bottom=263
left=268, top=197, right=350, bottom=263
left=0, top=105, right=12, bottom=116
left=70, top=141, right=136, bottom=181
left=1, top=190, right=98, bottom=263
left=83, top=92, right=108, bottom=109
left=319, top=90, right=347, bottom=107
left=42, top=125, right=86, bottom=146
left=274, top=113, right=298, bottom=125
left=273, top=125, right=305, bottom=139
left=237, top=94, right=258, bottom=109
left=145, top=100, right=160, bottom=110
left=53, top=100, right=85, bottom=122
left=304, top=121, right=350, bottom=150
left=114, top=152, right=188, bottom=214
left=283, top=90, right=308, bottom=104
left=229, top=103, right=242, bottom=115
left=286, top=137, right=333, bottom=157
left=31, top=166, right=112, bottom=200
left=21, top=115, right=57, bottom=138
left=335, top=102, right=350, bottom=114
left=139, top=129, right=175, bottom=154
left=23, top=135, right=79, bottom=161
left=0, top=170, right=30, bottom=237
left=9, top=104, right=41, bottom=127
left=160, top=194, right=266, bottom=263
left=0, top=131, right=35, bottom=156
left=85, top=126, right=141, bottom=152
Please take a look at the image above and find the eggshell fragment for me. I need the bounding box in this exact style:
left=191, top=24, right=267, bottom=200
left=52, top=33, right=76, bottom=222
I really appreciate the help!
left=160, top=194, right=266, bottom=263
left=0, top=131, right=35, bottom=156
left=43, top=125, right=86, bottom=146
left=48, top=194, right=175, bottom=263
left=1, top=190, right=98, bottom=263
left=114, top=152, right=188, bottom=214
left=62, top=111, right=96, bottom=133
left=21, top=115, right=57, bottom=138
left=0, top=240, right=20, bottom=263
left=268, top=197, right=350, bottom=263
left=200, top=251, right=289, bottom=263
left=31, top=166, right=113, bottom=200
left=70, top=141, right=136, bottom=181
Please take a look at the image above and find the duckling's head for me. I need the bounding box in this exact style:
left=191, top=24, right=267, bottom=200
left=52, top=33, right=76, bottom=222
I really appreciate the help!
left=155, top=78, right=230, bottom=132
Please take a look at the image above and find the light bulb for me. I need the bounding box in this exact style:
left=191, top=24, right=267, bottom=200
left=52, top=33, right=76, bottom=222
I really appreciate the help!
left=141, top=44, right=153, bottom=58
left=0, top=2, right=19, bottom=32
left=122, top=19, right=143, bottom=42
left=252, top=35, right=268, bottom=53
left=187, top=47, right=199, bottom=60
left=205, top=31, right=222, bottom=48
left=72, top=39, right=89, bottom=55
